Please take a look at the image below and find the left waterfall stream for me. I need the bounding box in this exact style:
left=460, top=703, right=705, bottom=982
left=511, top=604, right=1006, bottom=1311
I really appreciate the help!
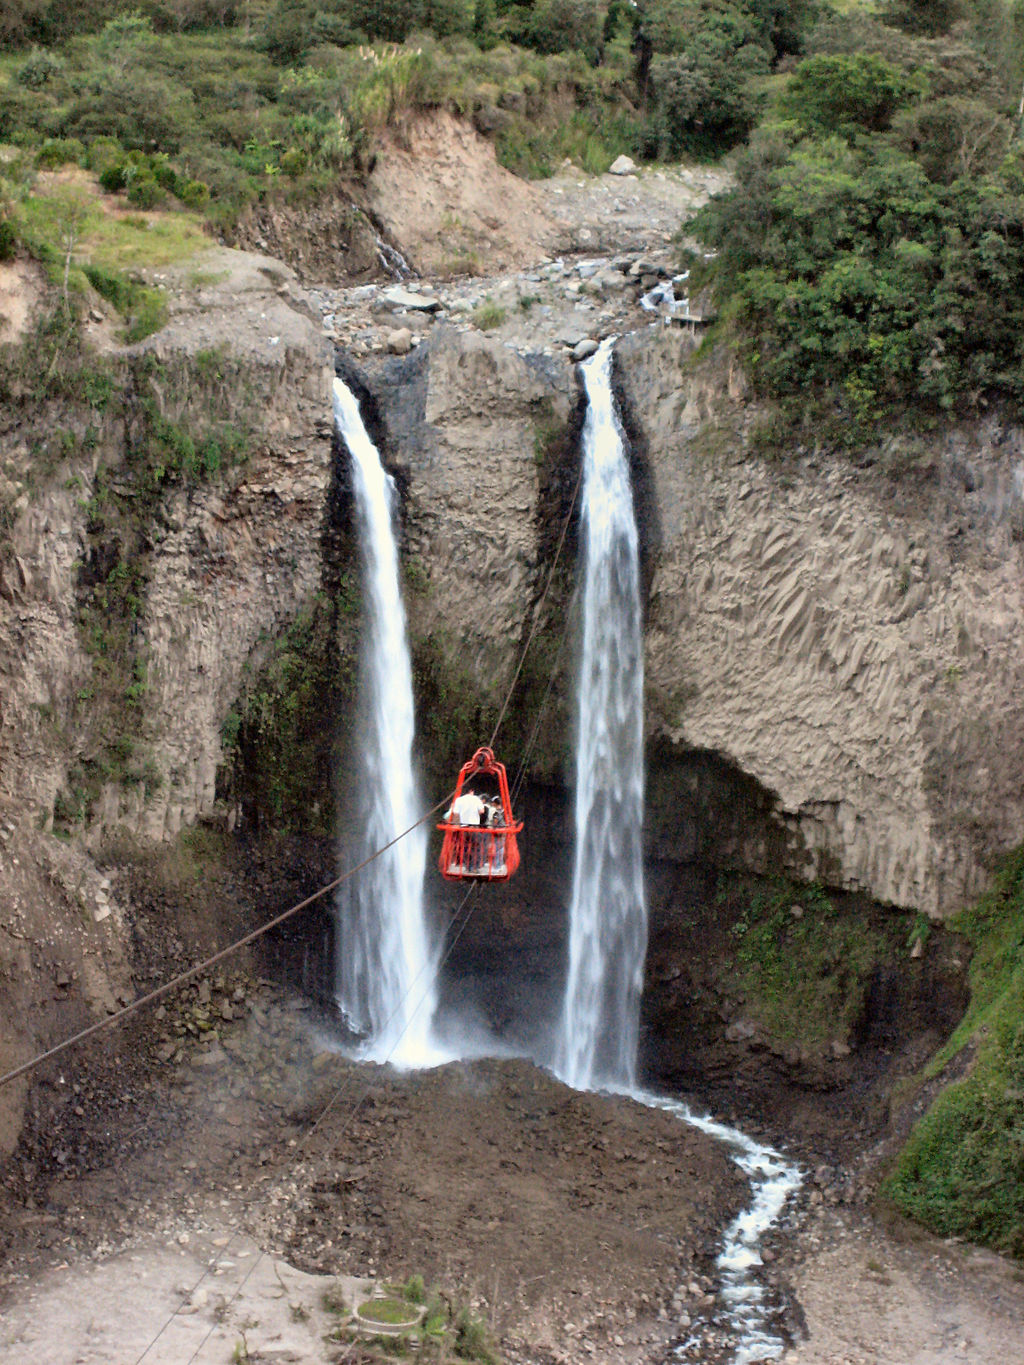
left=331, top=374, right=447, bottom=1067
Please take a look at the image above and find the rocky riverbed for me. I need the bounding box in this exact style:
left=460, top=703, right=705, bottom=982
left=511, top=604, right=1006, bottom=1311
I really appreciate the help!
left=2, top=973, right=1023, bottom=1365
left=0, top=975, right=750, bottom=1364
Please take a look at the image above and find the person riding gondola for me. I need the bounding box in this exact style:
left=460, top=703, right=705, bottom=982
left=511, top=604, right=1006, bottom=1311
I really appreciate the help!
left=438, top=748, right=522, bottom=882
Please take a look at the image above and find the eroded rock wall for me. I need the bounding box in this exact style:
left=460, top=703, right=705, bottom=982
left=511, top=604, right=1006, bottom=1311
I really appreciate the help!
left=361, top=326, right=577, bottom=787
left=0, top=252, right=334, bottom=1153
left=617, top=327, right=1024, bottom=917
left=1, top=251, right=335, bottom=843
left=354, top=323, right=1024, bottom=918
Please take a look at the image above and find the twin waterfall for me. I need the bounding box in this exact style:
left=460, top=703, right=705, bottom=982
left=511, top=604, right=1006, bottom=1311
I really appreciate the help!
left=331, top=344, right=646, bottom=1079
left=331, top=349, right=796, bottom=1365
left=555, top=339, right=647, bottom=1092
left=331, top=378, right=438, bottom=1068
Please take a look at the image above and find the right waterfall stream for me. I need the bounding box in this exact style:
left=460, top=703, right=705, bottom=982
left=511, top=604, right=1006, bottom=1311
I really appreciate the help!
left=556, top=339, right=801, bottom=1364
left=555, top=337, right=648, bottom=1094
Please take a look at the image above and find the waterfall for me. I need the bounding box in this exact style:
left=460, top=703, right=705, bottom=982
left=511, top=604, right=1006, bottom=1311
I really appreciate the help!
left=555, top=338, right=648, bottom=1091
left=332, top=376, right=440, bottom=1067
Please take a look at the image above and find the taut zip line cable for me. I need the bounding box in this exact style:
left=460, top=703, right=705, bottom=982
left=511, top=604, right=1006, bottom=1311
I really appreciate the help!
left=0, top=399, right=586, bottom=1095
left=0, top=797, right=450, bottom=1092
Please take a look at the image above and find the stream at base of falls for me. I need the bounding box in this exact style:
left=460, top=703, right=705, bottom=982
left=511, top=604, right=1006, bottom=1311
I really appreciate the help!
left=637, top=1089, right=802, bottom=1365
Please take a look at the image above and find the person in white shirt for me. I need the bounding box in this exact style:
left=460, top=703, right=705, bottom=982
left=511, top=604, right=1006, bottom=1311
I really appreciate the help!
left=445, top=790, right=487, bottom=873
left=448, top=791, right=486, bottom=825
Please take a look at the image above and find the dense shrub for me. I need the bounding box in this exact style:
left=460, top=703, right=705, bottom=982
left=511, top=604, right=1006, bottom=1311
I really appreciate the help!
left=778, top=51, right=918, bottom=136
left=85, top=136, right=127, bottom=178
left=34, top=137, right=86, bottom=168
left=692, top=128, right=1024, bottom=423
left=125, top=174, right=166, bottom=209
left=16, top=46, right=65, bottom=88
left=644, top=44, right=763, bottom=159
left=0, top=220, right=18, bottom=262
left=508, top=0, right=604, bottom=63
left=64, top=74, right=198, bottom=154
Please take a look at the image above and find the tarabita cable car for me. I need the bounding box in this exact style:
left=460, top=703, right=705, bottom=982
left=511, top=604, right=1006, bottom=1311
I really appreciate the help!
left=438, top=747, right=523, bottom=881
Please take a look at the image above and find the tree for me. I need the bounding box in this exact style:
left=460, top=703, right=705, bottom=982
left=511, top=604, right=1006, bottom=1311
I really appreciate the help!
left=779, top=52, right=918, bottom=136
left=51, top=185, right=93, bottom=320
left=0, top=0, right=50, bottom=46
left=647, top=45, right=763, bottom=157
left=692, top=129, right=1024, bottom=420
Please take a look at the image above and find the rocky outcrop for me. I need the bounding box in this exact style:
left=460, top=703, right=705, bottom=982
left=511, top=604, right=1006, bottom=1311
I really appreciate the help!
left=0, top=248, right=335, bottom=1154
left=616, top=327, right=1024, bottom=917
left=363, top=326, right=576, bottom=732
left=360, top=322, right=1024, bottom=919
left=0, top=250, right=335, bottom=841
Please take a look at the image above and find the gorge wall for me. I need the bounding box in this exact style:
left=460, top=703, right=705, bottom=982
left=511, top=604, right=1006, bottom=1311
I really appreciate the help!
left=358, top=323, right=1024, bottom=920
left=4, top=239, right=1024, bottom=1152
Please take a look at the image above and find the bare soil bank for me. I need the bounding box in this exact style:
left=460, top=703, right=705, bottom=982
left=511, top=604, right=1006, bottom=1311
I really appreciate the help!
left=0, top=982, right=747, bottom=1364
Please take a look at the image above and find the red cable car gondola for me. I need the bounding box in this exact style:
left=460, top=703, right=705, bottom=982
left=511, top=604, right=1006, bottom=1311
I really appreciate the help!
left=438, top=747, right=523, bottom=881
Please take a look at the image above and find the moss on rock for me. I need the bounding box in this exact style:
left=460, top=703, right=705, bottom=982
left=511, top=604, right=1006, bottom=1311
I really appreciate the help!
left=220, top=590, right=356, bottom=837
left=884, top=846, right=1024, bottom=1258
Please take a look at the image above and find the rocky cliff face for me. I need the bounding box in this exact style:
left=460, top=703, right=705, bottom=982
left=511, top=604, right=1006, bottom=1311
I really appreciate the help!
left=4, top=225, right=1024, bottom=1153
left=359, top=323, right=1024, bottom=920
left=616, top=327, right=1024, bottom=917
left=1, top=249, right=334, bottom=841
left=0, top=250, right=333, bottom=1153
left=363, top=326, right=575, bottom=732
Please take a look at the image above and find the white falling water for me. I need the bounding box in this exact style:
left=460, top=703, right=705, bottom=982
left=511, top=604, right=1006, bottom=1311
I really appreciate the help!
left=552, top=344, right=800, bottom=1363
left=332, top=376, right=441, bottom=1068
left=555, top=338, right=648, bottom=1091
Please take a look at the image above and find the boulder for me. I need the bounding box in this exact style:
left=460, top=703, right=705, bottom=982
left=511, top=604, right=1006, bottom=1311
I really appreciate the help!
left=608, top=155, right=637, bottom=176
left=385, top=327, right=413, bottom=355
left=382, top=285, right=440, bottom=313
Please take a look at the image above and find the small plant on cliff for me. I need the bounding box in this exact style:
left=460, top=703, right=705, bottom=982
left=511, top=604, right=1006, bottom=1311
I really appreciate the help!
left=471, top=298, right=506, bottom=331
left=722, top=874, right=915, bottom=1048
left=454, top=1308, right=497, bottom=1364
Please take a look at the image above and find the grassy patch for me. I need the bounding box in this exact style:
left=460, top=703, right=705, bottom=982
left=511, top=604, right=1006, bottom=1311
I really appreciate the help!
left=14, top=181, right=208, bottom=271
left=357, top=1297, right=422, bottom=1326
left=6, top=178, right=208, bottom=340
left=722, top=875, right=915, bottom=1047
left=471, top=297, right=506, bottom=330
left=884, top=846, right=1024, bottom=1258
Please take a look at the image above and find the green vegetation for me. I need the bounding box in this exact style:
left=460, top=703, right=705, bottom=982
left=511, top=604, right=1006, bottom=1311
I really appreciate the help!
left=689, top=0, right=1024, bottom=440
left=0, top=0, right=819, bottom=247
left=323, top=1274, right=497, bottom=1361
left=413, top=629, right=494, bottom=795
left=721, top=874, right=916, bottom=1046
left=220, top=588, right=357, bottom=835
left=1, top=174, right=206, bottom=344
left=471, top=296, right=507, bottom=329
left=357, top=1297, right=423, bottom=1325
left=885, top=845, right=1024, bottom=1258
